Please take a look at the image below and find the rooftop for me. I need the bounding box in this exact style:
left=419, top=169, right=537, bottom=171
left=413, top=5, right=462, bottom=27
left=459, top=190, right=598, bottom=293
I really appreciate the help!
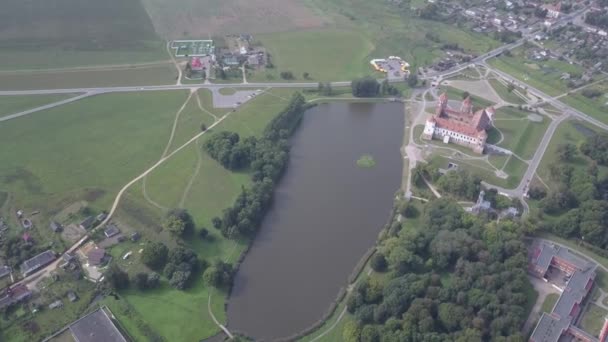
left=20, top=250, right=56, bottom=275
left=68, top=307, right=128, bottom=342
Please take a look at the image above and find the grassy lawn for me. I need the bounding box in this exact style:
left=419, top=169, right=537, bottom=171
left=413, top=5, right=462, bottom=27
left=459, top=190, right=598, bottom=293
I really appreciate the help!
left=0, top=90, right=188, bottom=250
left=580, top=304, right=608, bottom=337
left=488, top=48, right=584, bottom=97
left=488, top=78, right=526, bottom=104
left=440, top=85, right=495, bottom=108
left=0, top=64, right=177, bottom=90
left=561, top=81, right=608, bottom=125
left=541, top=293, right=559, bottom=314
left=0, top=94, right=77, bottom=117
left=524, top=280, right=539, bottom=317
left=250, top=29, right=374, bottom=82
left=493, top=107, right=550, bottom=159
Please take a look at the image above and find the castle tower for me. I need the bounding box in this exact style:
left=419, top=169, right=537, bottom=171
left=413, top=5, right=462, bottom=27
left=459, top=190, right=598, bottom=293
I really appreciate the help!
left=436, top=93, right=448, bottom=116
left=460, top=96, right=473, bottom=115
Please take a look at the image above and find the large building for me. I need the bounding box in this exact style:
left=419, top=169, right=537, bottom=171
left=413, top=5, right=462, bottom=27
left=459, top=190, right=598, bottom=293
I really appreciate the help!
left=529, top=243, right=607, bottom=342
left=20, top=250, right=56, bottom=277
left=422, top=93, right=494, bottom=154
left=44, top=306, right=128, bottom=342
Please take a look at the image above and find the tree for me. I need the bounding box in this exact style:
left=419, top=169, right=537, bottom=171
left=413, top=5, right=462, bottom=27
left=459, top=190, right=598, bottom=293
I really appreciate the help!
left=199, top=228, right=209, bottom=240
left=302, top=72, right=310, bottom=79
left=164, top=209, right=195, bottom=236
left=141, top=242, right=168, bottom=270
left=203, top=261, right=234, bottom=288
left=370, top=253, right=388, bottom=272
left=360, top=325, right=379, bottom=342
left=507, top=83, right=515, bottom=93
left=408, top=73, right=418, bottom=87
left=322, top=82, right=333, bottom=96
left=342, top=321, right=362, bottom=342
left=317, top=82, right=325, bottom=94
left=280, top=71, right=294, bottom=80
left=462, top=91, right=470, bottom=99
left=134, top=272, right=149, bottom=290
left=528, top=186, right=547, bottom=200
left=556, top=143, right=577, bottom=162
left=351, top=77, right=380, bottom=97
left=212, top=217, right=222, bottom=229
left=201, top=123, right=207, bottom=131
left=105, top=264, right=129, bottom=290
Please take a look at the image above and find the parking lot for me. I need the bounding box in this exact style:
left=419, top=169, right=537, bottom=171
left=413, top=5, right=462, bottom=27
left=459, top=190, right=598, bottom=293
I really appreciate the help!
left=211, top=88, right=265, bottom=108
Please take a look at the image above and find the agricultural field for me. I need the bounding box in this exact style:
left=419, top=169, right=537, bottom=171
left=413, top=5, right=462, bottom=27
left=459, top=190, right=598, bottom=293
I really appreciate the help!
left=561, top=81, right=608, bottom=125
left=0, top=94, right=78, bottom=118
left=492, top=106, right=550, bottom=160
left=140, top=0, right=326, bottom=38
left=488, top=47, right=584, bottom=97
left=0, top=0, right=165, bottom=69
left=0, top=64, right=177, bottom=90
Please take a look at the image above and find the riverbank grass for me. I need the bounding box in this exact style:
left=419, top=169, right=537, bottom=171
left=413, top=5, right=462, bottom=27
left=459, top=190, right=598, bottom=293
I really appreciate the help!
left=356, top=154, right=376, bottom=168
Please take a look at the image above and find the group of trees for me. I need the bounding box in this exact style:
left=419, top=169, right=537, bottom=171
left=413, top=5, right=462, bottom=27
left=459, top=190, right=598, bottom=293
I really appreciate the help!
left=139, top=242, right=206, bottom=290
left=414, top=164, right=481, bottom=201
left=205, top=93, right=307, bottom=239
left=352, top=77, right=380, bottom=97
left=203, top=261, right=235, bottom=288
left=133, top=272, right=161, bottom=290
left=280, top=71, right=294, bottom=80
left=585, top=11, right=608, bottom=29
left=317, top=82, right=333, bottom=96
left=534, top=134, right=608, bottom=248
left=163, top=209, right=196, bottom=236
left=342, top=199, right=530, bottom=341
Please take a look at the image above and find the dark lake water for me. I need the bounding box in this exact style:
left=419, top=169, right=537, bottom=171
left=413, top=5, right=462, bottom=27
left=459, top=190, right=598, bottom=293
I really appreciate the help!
left=226, top=102, right=404, bottom=340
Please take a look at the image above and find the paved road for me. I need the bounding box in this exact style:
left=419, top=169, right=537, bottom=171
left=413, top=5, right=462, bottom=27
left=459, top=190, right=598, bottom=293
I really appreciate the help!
left=0, top=92, right=98, bottom=122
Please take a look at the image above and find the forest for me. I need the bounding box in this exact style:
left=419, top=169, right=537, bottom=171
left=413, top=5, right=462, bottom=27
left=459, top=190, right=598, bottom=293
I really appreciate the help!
left=343, top=199, right=530, bottom=342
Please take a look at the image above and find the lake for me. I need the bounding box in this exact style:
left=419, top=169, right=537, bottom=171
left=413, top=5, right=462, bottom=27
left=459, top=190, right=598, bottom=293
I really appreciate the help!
left=227, top=101, right=404, bottom=340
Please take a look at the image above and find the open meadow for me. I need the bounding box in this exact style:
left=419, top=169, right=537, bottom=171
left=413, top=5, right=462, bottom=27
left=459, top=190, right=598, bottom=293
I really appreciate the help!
left=492, top=106, right=550, bottom=160
left=561, top=80, right=608, bottom=125
left=0, top=64, right=177, bottom=90
left=0, top=94, right=78, bottom=118
left=0, top=91, right=188, bottom=249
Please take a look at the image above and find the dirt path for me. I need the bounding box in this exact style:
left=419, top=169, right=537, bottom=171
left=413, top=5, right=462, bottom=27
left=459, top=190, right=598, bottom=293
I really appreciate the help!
left=166, top=41, right=183, bottom=86
left=142, top=176, right=169, bottom=211
left=195, top=91, right=219, bottom=122
left=178, top=142, right=203, bottom=208
left=162, top=90, right=195, bottom=158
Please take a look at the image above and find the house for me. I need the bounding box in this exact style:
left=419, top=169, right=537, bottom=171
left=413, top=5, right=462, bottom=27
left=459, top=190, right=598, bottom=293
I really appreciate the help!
left=0, top=284, right=31, bottom=309
left=104, top=224, right=120, bottom=238
left=0, top=266, right=10, bottom=279
left=471, top=190, right=492, bottom=214
left=96, top=212, right=107, bottom=222
left=50, top=306, right=128, bottom=342
left=422, top=93, right=494, bottom=154
left=67, top=291, right=78, bottom=302
left=247, top=54, right=260, bottom=67
left=86, top=248, right=108, bottom=266
left=20, top=250, right=56, bottom=277
left=79, top=216, right=94, bottom=230
left=529, top=243, right=601, bottom=342
left=543, top=3, right=561, bottom=19
left=49, top=221, right=63, bottom=233
left=222, top=55, right=240, bottom=67
left=48, top=300, right=63, bottom=309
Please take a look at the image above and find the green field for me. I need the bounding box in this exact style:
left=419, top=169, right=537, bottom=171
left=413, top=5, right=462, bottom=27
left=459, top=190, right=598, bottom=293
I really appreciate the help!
left=541, top=293, right=559, bottom=313
left=488, top=48, right=584, bottom=97
left=0, top=94, right=77, bottom=117
left=561, top=81, right=608, bottom=125
left=0, top=64, right=177, bottom=90
left=250, top=29, right=374, bottom=82
left=580, top=304, right=608, bottom=337
left=0, top=0, right=165, bottom=69
left=440, top=85, right=495, bottom=108
left=488, top=78, right=526, bottom=104
left=493, top=107, right=550, bottom=159
left=536, top=120, right=603, bottom=186
left=0, top=91, right=189, bottom=249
